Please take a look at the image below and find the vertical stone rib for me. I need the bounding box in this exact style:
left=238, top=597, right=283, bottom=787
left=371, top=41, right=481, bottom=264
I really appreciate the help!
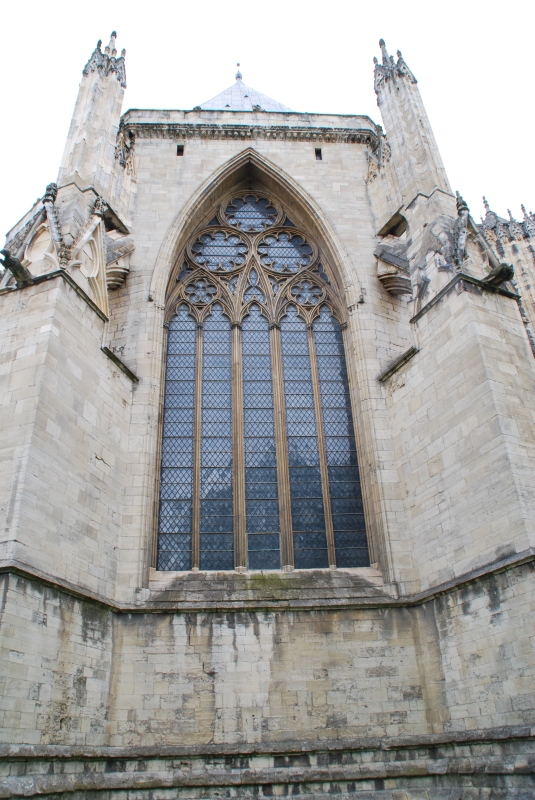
left=232, top=323, right=247, bottom=569
left=270, top=323, right=294, bottom=569
left=307, top=325, right=336, bottom=568
left=191, top=323, right=203, bottom=571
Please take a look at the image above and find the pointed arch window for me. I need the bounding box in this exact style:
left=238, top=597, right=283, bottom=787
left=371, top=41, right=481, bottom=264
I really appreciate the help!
left=157, top=192, right=369, bottom=572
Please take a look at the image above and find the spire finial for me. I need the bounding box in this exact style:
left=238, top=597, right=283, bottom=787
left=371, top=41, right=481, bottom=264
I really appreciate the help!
left=379, top=38, right=389, bottom=65
left=106, top=31, right=117, bottom=56
left=456, top=191, right=469, bottom=216
left=235, top=62, right=242, bottom=81
left=483, top=196, right=491, bottom=214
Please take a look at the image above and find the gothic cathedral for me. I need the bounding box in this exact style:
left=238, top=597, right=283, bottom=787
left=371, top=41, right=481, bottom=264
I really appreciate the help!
left=1, top=33, right=535, bottom=799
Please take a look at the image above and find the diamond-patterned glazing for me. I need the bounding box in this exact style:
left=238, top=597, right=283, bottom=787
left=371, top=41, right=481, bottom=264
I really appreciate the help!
left=242, top=305, right=281, bottom=569
left=281, top=306, right=328, bottom=569
left=243, top=269, right=266, bottom=304
left=258, top=233, right=313, bottom=273
left=291, top=280, right=323, bottom=305
left=157, top=305, right=195, bottom=571
left=200, top=305, right=234, bottom=570
left=313, top=306, right=369, bottom=568
left=192, top=231, right=247, bottom=271
left=185, top=279, right=217, bottom=304
left=225, top=195, right=277, bottom=232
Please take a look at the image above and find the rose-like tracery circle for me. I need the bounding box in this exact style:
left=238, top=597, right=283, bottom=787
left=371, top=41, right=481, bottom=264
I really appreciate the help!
left=257, top=232, right=313, bottom=273
left=191, top=231, right=247, bottom=271
left=224, top=195, right=278, bottom=232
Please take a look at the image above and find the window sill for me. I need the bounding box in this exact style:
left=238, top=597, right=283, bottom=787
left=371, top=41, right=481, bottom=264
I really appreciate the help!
left=147, top=566, right=386, bottom=610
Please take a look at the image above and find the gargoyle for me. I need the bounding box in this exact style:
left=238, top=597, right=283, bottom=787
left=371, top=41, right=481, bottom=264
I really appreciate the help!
left=482, top=262, right=514, bottom=288
left=0, top=249, right=33, bottom=288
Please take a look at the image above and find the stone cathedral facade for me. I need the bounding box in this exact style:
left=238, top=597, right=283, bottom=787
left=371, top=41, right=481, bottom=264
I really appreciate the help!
left=1, top=31, right=535, bottom=798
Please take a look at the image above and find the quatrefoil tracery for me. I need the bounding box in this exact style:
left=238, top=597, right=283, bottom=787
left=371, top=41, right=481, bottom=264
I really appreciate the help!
left=168, top=191, right=344, bottom=328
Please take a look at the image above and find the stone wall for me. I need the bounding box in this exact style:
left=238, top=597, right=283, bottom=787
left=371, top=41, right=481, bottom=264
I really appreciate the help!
left=0, top=562, right=534, bottom=794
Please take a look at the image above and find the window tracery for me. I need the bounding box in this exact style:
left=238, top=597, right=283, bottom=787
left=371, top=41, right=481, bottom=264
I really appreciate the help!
left=158, top=189, right=369, bottom=572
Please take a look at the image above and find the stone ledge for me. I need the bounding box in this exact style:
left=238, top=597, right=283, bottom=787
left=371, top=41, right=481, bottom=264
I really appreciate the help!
left=0, top=270, right=108, bottom=322
left=1, top=547, right=533, bottom=613
left=2, top=724, right=533, bottom=760
left=1, top=728, right=533, bottom=797
left=410, top=272, right=518, bottom=324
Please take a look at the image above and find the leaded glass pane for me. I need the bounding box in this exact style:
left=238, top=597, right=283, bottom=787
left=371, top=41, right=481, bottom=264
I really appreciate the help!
left=313, top=306, right=370, bottom=568
left=192, top=231, right=247, bottom=271
left=280, top=306, right=328, bottom=569
left=225, top=195, right=277, bottom=232
left=242, top=305, right=281, bottom=569
left=258, top=233, right=313, bottom=273
left=157, top=305, right=195, bottom=571
left=200, top=305, right=234, bottom=570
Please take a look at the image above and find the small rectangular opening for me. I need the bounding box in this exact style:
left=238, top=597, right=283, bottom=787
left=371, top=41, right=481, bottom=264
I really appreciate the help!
left=315, top=148, right=322, bottom=161
left=176, top=145, right=185, bottom=157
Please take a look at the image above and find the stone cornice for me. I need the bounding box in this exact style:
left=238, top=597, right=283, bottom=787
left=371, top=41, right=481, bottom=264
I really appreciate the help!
left=122, top=121, right=379, bottom=149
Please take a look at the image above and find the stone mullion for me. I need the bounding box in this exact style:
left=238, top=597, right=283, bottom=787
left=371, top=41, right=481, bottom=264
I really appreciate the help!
left=232, top=323, right=247, bottom=571
left=307, top=325, right=336, bottom=569
left=270, top=323, right=294, bottom=571
left=191, top=323, right=203, bottom=571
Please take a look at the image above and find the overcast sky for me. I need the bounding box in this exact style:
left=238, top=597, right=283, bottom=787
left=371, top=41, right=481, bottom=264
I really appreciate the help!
left=2, top=0, right=534, bottom=239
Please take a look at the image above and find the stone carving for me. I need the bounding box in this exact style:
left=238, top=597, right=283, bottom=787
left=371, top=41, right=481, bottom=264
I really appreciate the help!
left=42, top=182, right=63, bottom=244
left=522, top=205, right=535, bottom=239
left=373, top=39, right=417, bottom=95
left=3, top=211, right=44, bottom=258
left=105, top=234, right=135, bottom=290
left=454, top=192, right=469, bottom=270
left=93, top=196, right=107, bottom=217
left=482, top=261, right=515, bottom=287
left=366, top=125, right=391, bottom=184
left=115, top=126, right=136, bottom=175
left=83, top=32, right=127, bottom=88
left=508, top=210, right=524, bottom=241
left=0, top=250, right=33, bottom=287
left=375, top=243, right=412, bottom=296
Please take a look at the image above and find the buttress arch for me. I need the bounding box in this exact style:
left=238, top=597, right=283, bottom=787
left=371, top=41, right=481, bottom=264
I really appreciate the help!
left=147, top=149, right=394, bottom=581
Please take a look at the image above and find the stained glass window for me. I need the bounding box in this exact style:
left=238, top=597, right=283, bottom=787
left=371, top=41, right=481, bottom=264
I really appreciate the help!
left=192, top=231, right=247, bottom=271
left=313, top=307, right=369, bottom=567
left=225, top=195, right=277, bottom=232
left=280, top=307, right=329, bottom=568
left=243, top=306, right=281, bottom=569
left=258, top=232, right=313, bottom=272
left=200, top=305, right=234, bottom=570
left=157, top=306, right=195, bottom=571
left=157, top=192, right=370, bottom=573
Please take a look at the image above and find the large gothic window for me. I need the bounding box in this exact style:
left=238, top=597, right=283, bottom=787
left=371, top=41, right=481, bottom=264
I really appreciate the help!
left=157, top=192, right=369, bottom=572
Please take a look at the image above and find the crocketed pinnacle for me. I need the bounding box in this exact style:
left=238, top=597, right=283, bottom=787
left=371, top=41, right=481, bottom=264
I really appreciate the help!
left=374, top=39, right=417, bottom=94
left=82, top=31, right=127, bottom=88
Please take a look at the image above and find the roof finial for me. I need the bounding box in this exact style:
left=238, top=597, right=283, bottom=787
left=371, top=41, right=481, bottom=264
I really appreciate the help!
left=106, top=31, right=117, bottom=57
left=483, top=196, right=491, bottom=214
left=235, top=62, right=242, bottom=81
left=379, top=39, right=389, bottom=66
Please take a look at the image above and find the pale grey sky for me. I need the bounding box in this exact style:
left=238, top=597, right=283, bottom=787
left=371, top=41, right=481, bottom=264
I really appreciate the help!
left=2, top=0, right=534, bottom=238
